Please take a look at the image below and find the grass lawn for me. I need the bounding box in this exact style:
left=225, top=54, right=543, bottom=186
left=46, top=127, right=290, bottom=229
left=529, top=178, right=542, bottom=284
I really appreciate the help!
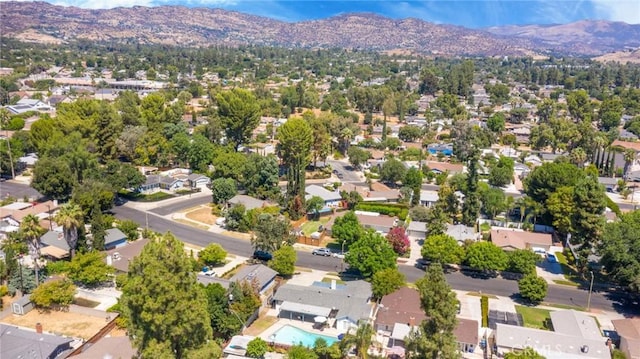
left=553, top=279, right=580, bottom=287
left=554, top=252, right=582, bottom=284
left=300, top=217, right=330, bottom=235
left=515, top=305, right=552, bottom=330
left=73, top=297, right=100, bottom=308
left=244, top=315, right=278, bottom=336
left=120, top=190, right=175, bottom=202
left=542, top=302, right=585, bottom=311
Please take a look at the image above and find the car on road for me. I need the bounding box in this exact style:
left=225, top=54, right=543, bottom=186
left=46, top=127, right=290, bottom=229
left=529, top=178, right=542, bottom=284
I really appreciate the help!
left=252, top=250, right=272, bottom=261
left=332, top=252, right=346, bottom=259
left=546, top=252, right=558, bottom=263
left=312, top=248, right=332, bottom=256
left=337, top=173, right=344, bottom=179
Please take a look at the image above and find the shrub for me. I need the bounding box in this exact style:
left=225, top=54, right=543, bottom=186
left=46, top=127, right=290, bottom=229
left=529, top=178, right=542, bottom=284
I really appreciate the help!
left=518, top=274, right=548, bottom=304
left=45, top=260, right=69, bottom=275
left=480, top=295, right=489, bottom=327
left=198, top=243, right=227, bottom=266
left=355, top=203, right=409, bottom=220
left=30, top=279, right=76, bottom=310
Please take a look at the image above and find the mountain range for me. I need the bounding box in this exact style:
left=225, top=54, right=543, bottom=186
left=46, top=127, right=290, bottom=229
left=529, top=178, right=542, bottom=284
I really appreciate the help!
left=2, top=1, right=640, bottom=57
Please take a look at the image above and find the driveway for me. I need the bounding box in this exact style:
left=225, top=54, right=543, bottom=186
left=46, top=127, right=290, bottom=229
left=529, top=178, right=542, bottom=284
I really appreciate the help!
left=536, top=258, right=565, bottom=283
left=326, top=160, right=363, bottom=182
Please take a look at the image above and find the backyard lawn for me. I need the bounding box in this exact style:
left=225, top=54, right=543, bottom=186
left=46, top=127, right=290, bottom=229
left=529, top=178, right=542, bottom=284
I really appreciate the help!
left=515, top=305, right=552, bottom=330
left=300, top=217, right=330, bottom=235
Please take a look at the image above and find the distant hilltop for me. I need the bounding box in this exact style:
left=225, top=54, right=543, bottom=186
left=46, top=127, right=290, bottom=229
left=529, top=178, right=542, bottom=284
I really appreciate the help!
left=2, top=1, right=640, bottom=56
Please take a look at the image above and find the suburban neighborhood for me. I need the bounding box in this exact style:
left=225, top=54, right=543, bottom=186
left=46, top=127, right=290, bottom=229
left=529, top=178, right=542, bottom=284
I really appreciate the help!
left=1, top=3, right=640, bottom=359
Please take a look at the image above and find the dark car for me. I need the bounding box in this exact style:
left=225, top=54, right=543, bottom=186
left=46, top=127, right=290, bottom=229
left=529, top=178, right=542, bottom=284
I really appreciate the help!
left=252, top=250, right=272, bottom=261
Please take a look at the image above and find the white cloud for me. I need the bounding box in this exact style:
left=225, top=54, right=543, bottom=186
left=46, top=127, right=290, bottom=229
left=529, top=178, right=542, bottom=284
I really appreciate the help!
left=592, top=0, right=640, bottom=24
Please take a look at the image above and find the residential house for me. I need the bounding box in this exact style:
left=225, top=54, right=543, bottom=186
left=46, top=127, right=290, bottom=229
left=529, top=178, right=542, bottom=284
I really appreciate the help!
left=523, top=154, right=543, bottom=167
left=0, top=200, right=57, bottom=227
left=422, top=161, right=465, bottom=175
left=187, top=173, right=211, bottom=189
left=406, top=221, right=427, bottom=239
left=375, top=287, right=479, bottom=355
left=446, top=224, right=480, bottom=243
left=612, top=318, right=640, bottom=359
left=305, top=185, right=342, bottom=209
left=598, top=177, right=618, bottom=192
left=419, top=190, right=439, bottom=207
left=105, top=238, right=150, bottom=273
left=228, top=195, right=271, bottom=211
left=104, top=228, right=128, bottom=250
left=0, top=323, right=74, bottom=359
left=495, top=310, right=611, bottom=359
left=18, top=153, right=39, bottom=168
left=137, top=175, right=161, bottom=193
left=160, top=176, right=184, bottom=191
left=230, top=264, right=277, bottom=300
left=540, top=152, right=562, bottom=163
left=73, top=336, right=136, bottom=359
left=619, top=129, right=639, bottom=141
left=137, top=175, right=184, bottom=193
left=4, top=99, right=53, bottom=115
left=40, top=229, right=70, bottom=259
left=271, top=280, right=373, bottom=332
left=490, top=228, right=553, bottom=252
left=355, top=212, right=398, bottom=234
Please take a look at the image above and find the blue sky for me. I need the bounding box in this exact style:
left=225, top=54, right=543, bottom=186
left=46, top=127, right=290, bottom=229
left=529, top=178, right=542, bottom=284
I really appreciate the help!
left=16, top=0, right=640, bottom=27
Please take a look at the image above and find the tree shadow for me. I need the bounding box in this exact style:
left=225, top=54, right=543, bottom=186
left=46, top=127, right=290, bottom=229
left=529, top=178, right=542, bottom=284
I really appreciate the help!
left=460, top=269, right=498, bottom=280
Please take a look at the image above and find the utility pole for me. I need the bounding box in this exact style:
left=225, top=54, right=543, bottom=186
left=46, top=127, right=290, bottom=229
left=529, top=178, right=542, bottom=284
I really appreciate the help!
left=587, top=270, right=595, bottom=312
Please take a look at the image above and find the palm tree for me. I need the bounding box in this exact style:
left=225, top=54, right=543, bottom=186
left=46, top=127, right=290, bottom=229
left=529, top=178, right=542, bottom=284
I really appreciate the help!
left=54, top=203, right=83, bottom=259
left=19, top=214, right=45, bottom=285
left=623, top=148, right=636, bottom=181
left=339, top=323, right=377, bottom=359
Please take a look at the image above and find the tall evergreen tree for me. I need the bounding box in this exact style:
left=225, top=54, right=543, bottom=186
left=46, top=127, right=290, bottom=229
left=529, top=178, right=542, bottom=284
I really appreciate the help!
left=462, top=150, right=481, bottom=226
left=121, top=233, right=216, bottom=358
left=277, top=117, right=313, bottom=219
left=405, top=263, right=460, bottom=359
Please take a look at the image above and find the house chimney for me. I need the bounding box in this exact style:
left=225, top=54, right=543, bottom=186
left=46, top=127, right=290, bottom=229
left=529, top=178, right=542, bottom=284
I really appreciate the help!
left=35, top=323, right=42, bottom=334
left=330, top=279, right=336, bottom=290
left=409, top=316, right=415, bottom=327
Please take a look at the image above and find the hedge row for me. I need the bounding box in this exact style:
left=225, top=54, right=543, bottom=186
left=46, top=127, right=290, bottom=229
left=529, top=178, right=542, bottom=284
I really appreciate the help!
left=480, top=295, right=489, bottom=328
left=354, top=203, right=409, bottom=221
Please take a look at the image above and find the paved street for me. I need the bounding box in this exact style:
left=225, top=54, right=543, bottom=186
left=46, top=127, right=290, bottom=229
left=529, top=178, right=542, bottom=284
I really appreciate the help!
left=112, top=204, right=637, bottom=314
left=327, top=159, right=363, bottom=182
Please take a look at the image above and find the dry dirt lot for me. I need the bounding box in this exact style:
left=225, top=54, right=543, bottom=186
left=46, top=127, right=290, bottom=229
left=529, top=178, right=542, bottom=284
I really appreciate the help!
left=185, top=206, right=217, bottom=225
left=2, top=309, right=108, bottom=339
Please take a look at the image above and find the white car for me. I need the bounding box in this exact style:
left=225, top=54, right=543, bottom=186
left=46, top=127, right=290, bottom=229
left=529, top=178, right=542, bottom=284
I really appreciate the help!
left=332, top=252, right=346, bottom=259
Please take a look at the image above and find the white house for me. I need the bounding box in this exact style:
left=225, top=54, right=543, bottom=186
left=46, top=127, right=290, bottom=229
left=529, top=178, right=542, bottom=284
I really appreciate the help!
left=305, top=185, right=342, bottom=208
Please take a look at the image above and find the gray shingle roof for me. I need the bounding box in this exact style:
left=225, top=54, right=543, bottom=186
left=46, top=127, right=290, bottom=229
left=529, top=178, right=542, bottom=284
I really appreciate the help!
left=0, top=324, right=73, bottom=359
left=104, top=228, right=127, bottom=246
left=230, top=264, right=277, bottom=292
left=228, top=195, right=268, bottom=211
left=40, top=230, right=70, bottom=251
left=273, top=281, right=372, bottom=322
left=305, top=185, right=342, bottom=202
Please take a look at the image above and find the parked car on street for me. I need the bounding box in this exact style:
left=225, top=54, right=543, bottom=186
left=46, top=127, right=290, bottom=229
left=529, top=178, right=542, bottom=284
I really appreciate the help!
left=332, top=252, right=346, bottom=259
left=252, top=250, right=272, bottom=261
left=312, top=248, right=332, bottom=256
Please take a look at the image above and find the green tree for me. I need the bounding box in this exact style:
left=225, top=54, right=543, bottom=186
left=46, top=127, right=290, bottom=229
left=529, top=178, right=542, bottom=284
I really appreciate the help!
left=507, top=249, right=539, bottom=275
left=288, top=345, right=318, bottom=359
left=121, top=233, right=213, bottom=358
left=268, top=245, right=297, bottom=277
left=425, top=206, right=449, bottom=237
left=347, top=146, right=370, bottom=169
left=371, top=268, right=405, bottom=299
left=243, top=154, right=280, bottom=200
left=278, top=117, right=313, bottom=218
left=464, top=241, right=508, bottom=271
left=252, top=214, right=295, bottom=252
left=211, top=178, right=237, bottom=206
left=488, top=156, right=514, bottom=187
left=462, top=150, right=481, bottom=226
left=546, top=186, right=575, bottom=236
left=567, top=89, right=593, bottom=122
left=486, top=112, right=506, bottom=133
left=518, top=274, right=548, bottom=304
left=31, top=157, right=75, bottom=200
left=94, top=101, right=123, bottom=161
left=345, top=229, right=397, bottom=278
left=117, top=219, right=140, bottom=242
left=480, top=186, right=508, bottom=219
left=54, top=203, right=84, bottom=258
left=217, top=88, right=261, bottom=151
left=246, top=337, right=268, bottom=359
left=405, top=263, right=460, bottom=359
left=339, top=323, right=376, bottom=359
left=67, top=251, right=115, bottom=287
left=30, top=278, right=76, bottom=310
left=571, top=175, right=606, bottom=250
left=306, top=196, right=325, bottom=220
left=71, top=180, right=115, bottom=218
left=212, top=147, right=247, bottom=180
left=599, top=210, right=640, bottom=293
left=398, top=125, right=423, bottom=142
left=421, top=234, right=465, bottom=264
left=403, top=167, right=423, bottom=206
left=19, top=214, right=44, bottom=285
left=187, top=134, right=214, bottom=172
left=198, top=244, right=227, bottom=266
left=331, top=211, right=363, bottom=248
left=380, top=158, right=407, bottom=186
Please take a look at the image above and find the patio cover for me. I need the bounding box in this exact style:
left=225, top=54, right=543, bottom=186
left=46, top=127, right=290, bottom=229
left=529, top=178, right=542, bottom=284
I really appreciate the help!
left=280, top=301, right=332, bottom=317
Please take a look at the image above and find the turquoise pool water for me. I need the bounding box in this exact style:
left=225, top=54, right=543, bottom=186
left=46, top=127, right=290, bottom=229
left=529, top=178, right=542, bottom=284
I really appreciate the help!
left=270, top=325, right=338, bottom=347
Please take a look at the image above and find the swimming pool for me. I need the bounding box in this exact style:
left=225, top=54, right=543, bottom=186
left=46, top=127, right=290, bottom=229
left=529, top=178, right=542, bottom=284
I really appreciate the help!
left=270, top=325, right=338, bottom=347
